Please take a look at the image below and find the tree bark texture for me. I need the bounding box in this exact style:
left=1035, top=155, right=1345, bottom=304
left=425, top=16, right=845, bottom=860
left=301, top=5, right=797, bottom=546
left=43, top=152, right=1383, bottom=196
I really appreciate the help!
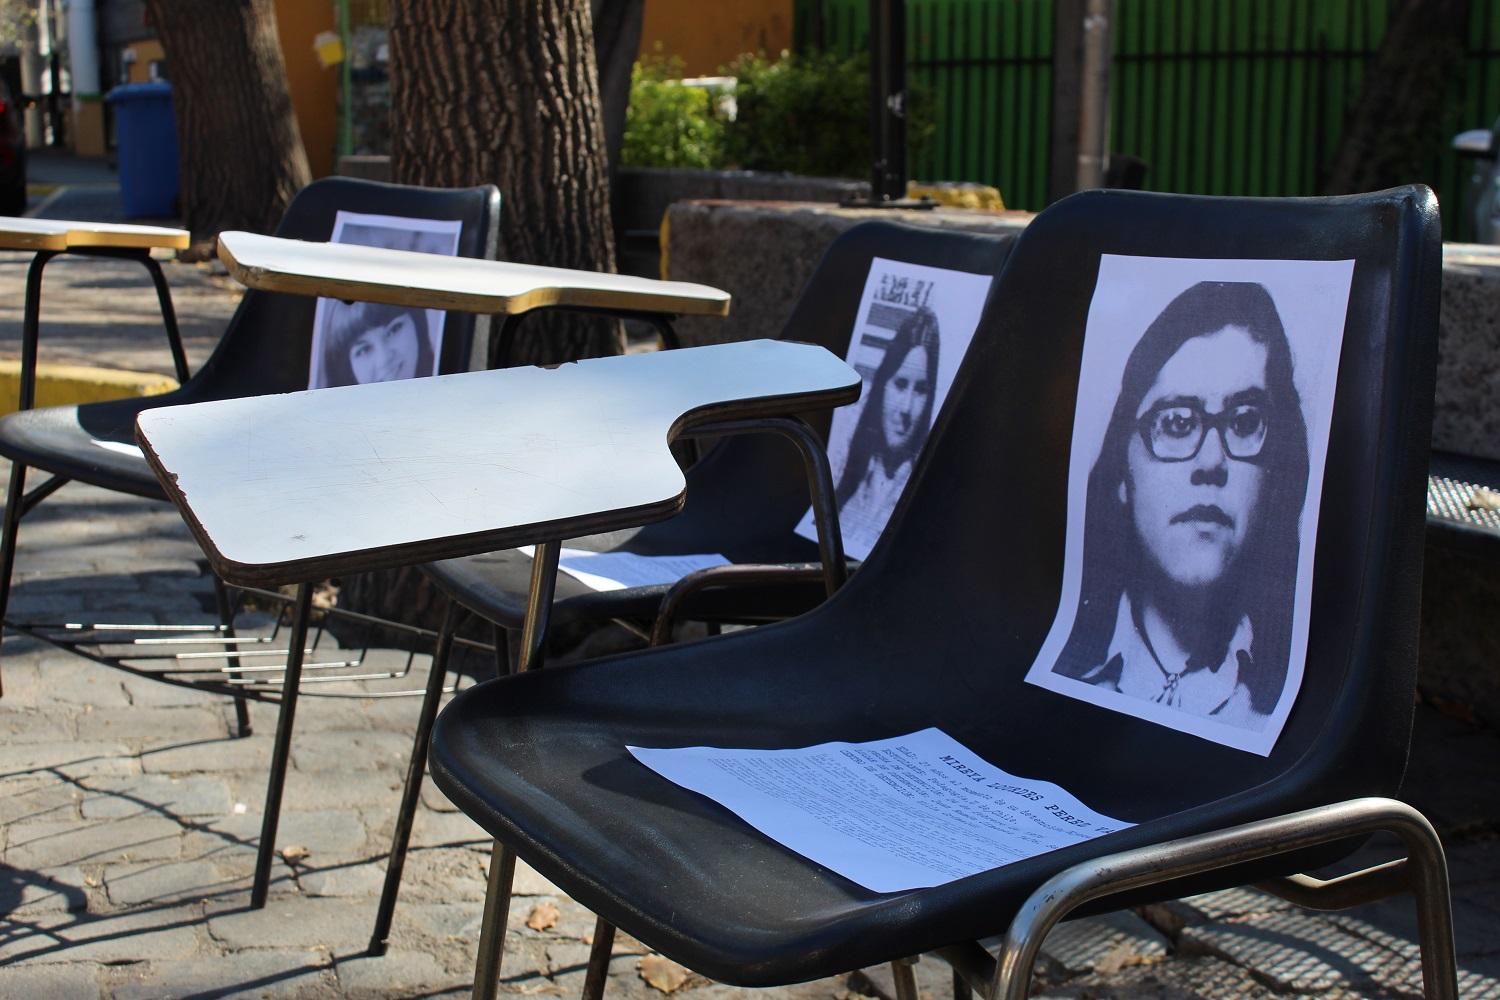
left=143, top=0, right=310, bottom=245
left=1321, top=0, right=1471, bottom=195
left=592, top=0, right=645, bottom=176
left=389, top=0, right=623, bottom=366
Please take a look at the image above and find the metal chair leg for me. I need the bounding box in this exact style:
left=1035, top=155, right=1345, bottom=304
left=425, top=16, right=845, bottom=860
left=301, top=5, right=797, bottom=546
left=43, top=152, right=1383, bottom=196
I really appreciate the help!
left=471, top=542, right=561, bottom=998
left=891, top=958, right=919, bottom=1000
left=368, top=599, right=462, bottom=956
left=211, top=575, right=253, bottom=737
left=951, top=967, right=972, bottom=1000
left=988, top=798, right=1457, bottom=1000
left=0, top=459, right=28, bottom=688
left=140, top=253, right=191, bottom=383
left=250, top=582, right=314, bottom=910
left=580, top=917, right=616, bottom=1000
left=492, top=622, right=511, bottom=677
left=472, top=840, right=518, bottom=1000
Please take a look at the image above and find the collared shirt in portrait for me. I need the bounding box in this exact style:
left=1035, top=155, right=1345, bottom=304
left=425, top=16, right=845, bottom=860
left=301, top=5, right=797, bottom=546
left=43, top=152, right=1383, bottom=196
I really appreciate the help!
left=1081, top=595, right=1268, bottom=732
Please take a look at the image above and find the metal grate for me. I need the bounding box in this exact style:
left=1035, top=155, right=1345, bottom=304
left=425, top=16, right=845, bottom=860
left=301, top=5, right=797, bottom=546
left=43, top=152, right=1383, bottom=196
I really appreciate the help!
left=1427, top=472, right=1500, bottom=533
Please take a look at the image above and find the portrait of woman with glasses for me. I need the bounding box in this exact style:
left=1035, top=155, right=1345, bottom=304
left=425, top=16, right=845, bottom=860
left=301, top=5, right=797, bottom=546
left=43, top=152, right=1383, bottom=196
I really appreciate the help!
left=1047, top=280, right=1311, bottom=733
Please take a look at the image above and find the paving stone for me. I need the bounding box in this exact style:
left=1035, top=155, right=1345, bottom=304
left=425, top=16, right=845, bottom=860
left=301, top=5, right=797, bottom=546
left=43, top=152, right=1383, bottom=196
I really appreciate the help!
left=0, top=778, right=83, bottom=824
left=139, top=734, right=271, bottom=773
left=0, top=962, right=104, bottom=1000
left=409, top=807, right=488, bottom=849
left=336, top=949, right=466, bottom=997
left=243, top=695, right=378, bottom=735
left=275, top=769, right=403, bottom=812
left=0, top=904, right=203, bottom=964
left=508, top=893, right=599, bottom=943
left=103, top=859, right=236, bottom=908
left=175, top=834, right=299, bottom=894
left=553, top=950, right=650, bottom=996
left=77, top=706, right=228, bottom=743
left=1181, top=909, right=1408, bottom=993
left=398, top=900, right=485, bottom=942
left=187, top=809, right=368, bottom=865
left=108, top=948, right=337, bottom=999
left=514, top=858, right=563, bottom=897
left=422, top=780, right=462, bottom=813
left=297, top=859, right=387, bottom=898
left=388, top=845, right=492, bottom=904
left=0, top=707, right=75, bottom=743
left=118, top=671, right=237, bottom=709
left=0, top=739, right=138, bottom=780
left=206, top=896, right=375, bottom=951
left=289, top=730, right=414, bottom=772
left=80, top=774, right=233, bottom=820
left=4, top=814, right=183, bottom=868
left=2, top=662, right=133, bottom=714
left=0, top=864, right=89, bottom=915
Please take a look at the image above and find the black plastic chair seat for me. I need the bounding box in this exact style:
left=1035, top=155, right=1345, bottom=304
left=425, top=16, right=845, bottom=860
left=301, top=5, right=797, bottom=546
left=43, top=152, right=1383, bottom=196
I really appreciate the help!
left=424, top=529, right=829, bottom=630
left=431, top=614, right=1379, bottom=987
left=0, top=395, right=174, bottom=499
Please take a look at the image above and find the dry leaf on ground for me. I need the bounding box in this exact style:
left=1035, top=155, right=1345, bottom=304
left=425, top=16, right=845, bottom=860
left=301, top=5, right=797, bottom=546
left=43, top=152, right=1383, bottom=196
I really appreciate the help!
left=639, top=954, right=690, bottom=993
left=526, top=901, right=560, bottom=931
left=1469, top=487, right=1500, bottom=512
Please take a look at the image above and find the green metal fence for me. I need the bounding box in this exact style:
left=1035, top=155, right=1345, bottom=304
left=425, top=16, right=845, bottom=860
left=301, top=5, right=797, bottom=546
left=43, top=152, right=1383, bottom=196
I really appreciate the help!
left=800, top=0, right=1500, bottom=238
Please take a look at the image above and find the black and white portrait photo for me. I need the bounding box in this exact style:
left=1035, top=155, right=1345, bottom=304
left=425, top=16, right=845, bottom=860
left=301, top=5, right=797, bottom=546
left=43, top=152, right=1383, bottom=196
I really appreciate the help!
left=795, top=258, right=993, bottom=560
left=307, top=212, right=463, bottom=390
left=1023, top=255, right=1355, bottom=756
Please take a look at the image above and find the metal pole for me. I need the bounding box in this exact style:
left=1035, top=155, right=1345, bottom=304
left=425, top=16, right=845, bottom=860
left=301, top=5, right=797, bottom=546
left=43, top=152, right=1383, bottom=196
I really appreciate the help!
left=1075, top=0, right=1113, bottom=191
left=338, top=0, right=353, bottom=159
left=869, top=0, right=909, bottom=201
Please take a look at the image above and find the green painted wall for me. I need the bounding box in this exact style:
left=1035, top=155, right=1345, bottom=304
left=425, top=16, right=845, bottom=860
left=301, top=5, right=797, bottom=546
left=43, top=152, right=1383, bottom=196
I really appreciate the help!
left=802, top=0, right=1497, bottom=237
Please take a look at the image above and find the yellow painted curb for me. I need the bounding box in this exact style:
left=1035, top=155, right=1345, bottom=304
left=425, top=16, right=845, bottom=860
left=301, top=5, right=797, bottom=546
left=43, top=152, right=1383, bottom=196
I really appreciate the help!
left=0, top=361, right=178, bottom=415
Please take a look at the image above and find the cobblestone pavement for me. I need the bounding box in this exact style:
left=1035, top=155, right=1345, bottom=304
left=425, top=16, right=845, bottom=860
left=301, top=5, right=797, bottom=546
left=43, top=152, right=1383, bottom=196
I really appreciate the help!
left=2, top=164, right=1499, bottom=998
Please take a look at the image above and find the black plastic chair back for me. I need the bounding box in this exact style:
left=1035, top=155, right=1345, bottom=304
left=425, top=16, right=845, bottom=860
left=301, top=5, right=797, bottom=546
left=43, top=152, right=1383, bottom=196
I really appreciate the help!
left=181, top=176, right=501, bottom=402
left=805, top=187, right=1439, bottom=828
left=632, top=220, right=1016, bottom=562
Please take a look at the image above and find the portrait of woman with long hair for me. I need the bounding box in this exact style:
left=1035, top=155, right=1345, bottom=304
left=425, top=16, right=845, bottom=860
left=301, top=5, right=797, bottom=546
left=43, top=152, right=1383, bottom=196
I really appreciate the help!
left=1046, top=280, right=1310, bottom=731
left=833, top=306, right=942, bottom=535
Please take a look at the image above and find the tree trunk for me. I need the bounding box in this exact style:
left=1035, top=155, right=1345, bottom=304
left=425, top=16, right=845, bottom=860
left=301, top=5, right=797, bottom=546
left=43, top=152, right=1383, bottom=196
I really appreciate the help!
left=592, top=0, right=646, bottom=176
left=1321, top=0, right=1470, bottom=195
left=337, top=0, right=631, bottom=646
left=388, top=0, right=624, bottom=366
left=143, top=0, right=310, bottom=247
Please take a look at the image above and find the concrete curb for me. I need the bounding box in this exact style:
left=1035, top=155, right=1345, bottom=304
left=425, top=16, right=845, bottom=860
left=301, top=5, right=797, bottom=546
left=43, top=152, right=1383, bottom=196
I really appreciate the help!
left=0, top=361, right=178, bottom=414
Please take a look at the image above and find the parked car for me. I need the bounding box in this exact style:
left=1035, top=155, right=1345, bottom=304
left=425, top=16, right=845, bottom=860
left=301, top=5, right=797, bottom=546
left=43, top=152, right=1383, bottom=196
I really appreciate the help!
left=0, top=80, right=26, bottom=216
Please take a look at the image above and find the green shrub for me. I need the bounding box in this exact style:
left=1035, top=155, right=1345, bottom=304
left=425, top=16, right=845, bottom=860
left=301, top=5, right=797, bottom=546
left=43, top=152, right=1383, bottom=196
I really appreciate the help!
left=720, top=50, right=870, bottom=178
left=619, top=49, right=936, bottom=179
left=620, top=57, right=726, bottom=170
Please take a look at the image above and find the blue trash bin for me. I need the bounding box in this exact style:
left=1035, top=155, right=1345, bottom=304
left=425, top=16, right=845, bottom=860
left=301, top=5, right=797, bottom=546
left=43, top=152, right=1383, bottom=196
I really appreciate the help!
left=106, top=81, right=180, bottom=218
